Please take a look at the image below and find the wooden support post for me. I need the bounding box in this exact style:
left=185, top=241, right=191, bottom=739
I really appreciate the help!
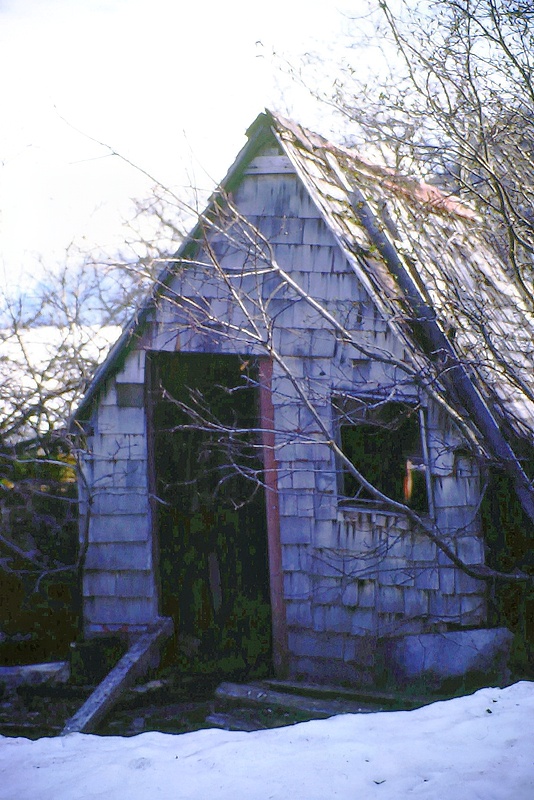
left=62, top=617, right=173, bottom=735
left=258, top=357, right=289, bottom=678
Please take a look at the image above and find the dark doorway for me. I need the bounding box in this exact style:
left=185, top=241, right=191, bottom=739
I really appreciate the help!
left=149, top=353, right=272, bottom=678
left=480, top=464, right=533, bottom=675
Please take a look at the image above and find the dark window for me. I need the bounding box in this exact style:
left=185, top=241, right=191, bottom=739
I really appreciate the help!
left=336, top=398, right=428, bottom=512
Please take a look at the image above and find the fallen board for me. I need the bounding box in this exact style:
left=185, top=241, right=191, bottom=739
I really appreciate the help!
left=62, top=617, right=173, bottom=735
left=264, top=679, right=431, bottom=710
left=0, top=661, right=69, bottom=692
left=215, top=681, right=379, bottom=717
left=205, top=712, right=266, bottom=732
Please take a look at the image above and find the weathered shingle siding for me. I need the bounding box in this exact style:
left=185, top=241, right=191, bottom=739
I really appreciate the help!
left=82, top=351, right=158, bottom=634
left=168, top=157, right=485, bottom=681
left=79, top=146, right=487, bottom=677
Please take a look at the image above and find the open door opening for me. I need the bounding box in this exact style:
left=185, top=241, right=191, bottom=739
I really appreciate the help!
left=149, top=353, right=272, bottom=678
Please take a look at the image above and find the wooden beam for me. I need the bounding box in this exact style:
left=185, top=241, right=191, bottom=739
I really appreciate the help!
left=0, top=662, right=69, bottom=693
left=62, top=617, right=173, bottom=735
left=215, top=682, right=376, bottom=717
left=258, top=357, right=288, bottom=678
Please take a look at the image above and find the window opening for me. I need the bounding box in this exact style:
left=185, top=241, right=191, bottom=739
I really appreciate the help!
left=336, top=397, right=428, bottom=512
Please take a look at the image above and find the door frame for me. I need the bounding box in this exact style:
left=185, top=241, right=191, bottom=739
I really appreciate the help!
left=146, top=351, right=288, bottom=677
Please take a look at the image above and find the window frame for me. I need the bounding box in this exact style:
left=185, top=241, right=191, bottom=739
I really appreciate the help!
left=333, top=393, right=433, bottom=515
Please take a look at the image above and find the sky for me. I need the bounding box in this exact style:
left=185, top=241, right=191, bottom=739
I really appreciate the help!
left=0, top=0, right=360, bottom=291
left=1, top=681, right=533, bottom=799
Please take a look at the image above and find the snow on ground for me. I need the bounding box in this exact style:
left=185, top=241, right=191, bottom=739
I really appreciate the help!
left=0, top=682, right=532, bottom=800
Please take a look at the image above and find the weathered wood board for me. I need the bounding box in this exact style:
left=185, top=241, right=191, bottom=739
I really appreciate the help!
left=62, top=617, right=173, bottom=735
left=215, top=681, right=377, bottom=717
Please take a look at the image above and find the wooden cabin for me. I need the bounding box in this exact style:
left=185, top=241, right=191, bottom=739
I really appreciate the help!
left=74, top=111, right=533, bottom=688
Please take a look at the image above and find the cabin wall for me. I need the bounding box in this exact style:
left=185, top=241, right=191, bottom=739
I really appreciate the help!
left=80, top=147, right=488, bottom=684
left=81, top=350, right=158, bottom=635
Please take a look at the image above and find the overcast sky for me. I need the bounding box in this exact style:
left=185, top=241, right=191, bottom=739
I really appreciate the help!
left=0, top=0, right=360, bottom=290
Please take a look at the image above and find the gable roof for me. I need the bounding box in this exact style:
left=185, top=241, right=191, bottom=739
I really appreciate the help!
left=263, top=113, right=534, bottom=448
left=75, top=110, right=534, bottom=452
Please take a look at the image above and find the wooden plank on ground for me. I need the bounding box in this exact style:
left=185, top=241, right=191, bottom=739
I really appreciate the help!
left=205, top=712, right=266, bottom=732
left=264, top=679, right=430, bottom=709
left=215, top=682, right=377, bottom=717
left=61, top=617, right=173, bottom=735
left=0, top=662, right=69, bottom=692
